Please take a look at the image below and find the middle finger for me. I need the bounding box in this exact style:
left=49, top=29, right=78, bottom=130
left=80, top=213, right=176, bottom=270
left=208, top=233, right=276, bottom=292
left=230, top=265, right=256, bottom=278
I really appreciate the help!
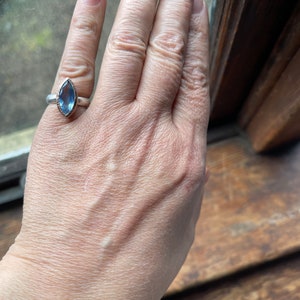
left=92, top=0, right=158, bottom=109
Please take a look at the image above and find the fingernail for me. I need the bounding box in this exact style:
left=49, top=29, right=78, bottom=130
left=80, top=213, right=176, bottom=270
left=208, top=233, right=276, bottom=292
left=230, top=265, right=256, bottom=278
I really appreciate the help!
left=192, top=0, right=204, bottom=14
left=83, top=0, right=101, bottom=6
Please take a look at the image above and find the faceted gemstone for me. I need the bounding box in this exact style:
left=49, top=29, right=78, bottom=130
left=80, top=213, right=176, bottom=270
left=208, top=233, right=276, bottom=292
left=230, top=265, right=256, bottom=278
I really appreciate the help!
left=58, top=79, right=77, bottom=117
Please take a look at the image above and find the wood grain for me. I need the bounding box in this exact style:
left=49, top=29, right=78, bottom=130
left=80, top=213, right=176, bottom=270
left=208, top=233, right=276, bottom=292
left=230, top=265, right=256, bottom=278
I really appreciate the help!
left=165, top=253, right=300, bottom=300
left=239, top=1, right=300, bottom=128
left=209, top=0, right=296, bottom=125
left=245, top=48, right=300, bottom=152
left=169, top=137, right=300, bottom=293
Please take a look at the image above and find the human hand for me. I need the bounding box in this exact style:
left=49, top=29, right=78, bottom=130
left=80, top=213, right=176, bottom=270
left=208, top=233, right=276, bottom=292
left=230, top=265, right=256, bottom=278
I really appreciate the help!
left=0, top=0, right=209, bottom=299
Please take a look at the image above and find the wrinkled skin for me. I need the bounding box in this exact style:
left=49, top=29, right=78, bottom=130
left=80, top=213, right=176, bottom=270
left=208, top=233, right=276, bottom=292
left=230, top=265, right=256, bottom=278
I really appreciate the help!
left=0, top=0, right=209, bottom=299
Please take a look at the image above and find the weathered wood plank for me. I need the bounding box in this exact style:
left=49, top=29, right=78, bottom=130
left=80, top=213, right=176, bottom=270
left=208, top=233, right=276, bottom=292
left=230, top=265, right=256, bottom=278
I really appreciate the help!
left=239, top=1, right=300, bottom=128
left=245, top=48, right=300, bottom=152
left=209, top=0, right=245, bottom=111
left=165, top=253, right=300, bottom=300
left=209, top=0, right=296, bottom=125
left=169, top=137, right=300, bottom=293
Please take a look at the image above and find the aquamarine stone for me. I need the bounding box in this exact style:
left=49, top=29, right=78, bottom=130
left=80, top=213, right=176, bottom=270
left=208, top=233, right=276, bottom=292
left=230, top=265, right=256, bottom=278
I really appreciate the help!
left=58, top=79, right=76, bottom=117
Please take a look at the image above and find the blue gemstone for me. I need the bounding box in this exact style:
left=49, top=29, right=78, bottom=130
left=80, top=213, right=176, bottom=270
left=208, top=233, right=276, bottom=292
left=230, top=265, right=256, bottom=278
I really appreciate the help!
left=58, top=79, right=76, bottom=117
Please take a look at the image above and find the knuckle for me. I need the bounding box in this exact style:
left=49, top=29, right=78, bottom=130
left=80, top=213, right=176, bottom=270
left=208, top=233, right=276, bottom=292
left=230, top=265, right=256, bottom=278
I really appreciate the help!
left=190, top=18, right=209, bottom=41
left=188, top=159, right=206, bottom=184
left=60, top=56, right=94, bottom=81
left=72, top=15, right=99, bottom=38
left=150, top=31, right=185, bottom=61
left=169, top=139, right=206, bottom=187
left=180, top=156, right=206, bottom=189
left=108, top=31, right=147, bottom=61
left=178, top=159, right=206, bottom=192
left=181, top=139, right=206, bottom=185
left=182, top=62, right=209, bottom=91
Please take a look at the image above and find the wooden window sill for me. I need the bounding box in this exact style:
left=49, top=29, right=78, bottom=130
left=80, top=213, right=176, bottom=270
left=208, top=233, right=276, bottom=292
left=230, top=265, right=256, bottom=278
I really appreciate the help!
left=168, top=136, right=300, bottom=296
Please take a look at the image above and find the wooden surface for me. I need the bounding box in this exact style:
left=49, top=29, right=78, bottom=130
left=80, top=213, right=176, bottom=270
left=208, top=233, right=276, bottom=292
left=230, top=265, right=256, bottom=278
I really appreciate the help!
left=209, top=0, right=245, bottom=111
left=169, top=137, right=300, bottom=293
left=245, top=47, right=300, bottom=152
left=165, top=252, right=300, bottom=300
left=239, top=1, right=300, bottom=128
left=1, top=137, right=300, bottom=298
left=209, top=0, right=296, bottom=125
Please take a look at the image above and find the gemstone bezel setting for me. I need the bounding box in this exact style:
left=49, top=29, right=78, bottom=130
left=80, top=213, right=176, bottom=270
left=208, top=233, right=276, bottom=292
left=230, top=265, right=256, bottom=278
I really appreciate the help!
left=57, top=78, right=78, bottom=117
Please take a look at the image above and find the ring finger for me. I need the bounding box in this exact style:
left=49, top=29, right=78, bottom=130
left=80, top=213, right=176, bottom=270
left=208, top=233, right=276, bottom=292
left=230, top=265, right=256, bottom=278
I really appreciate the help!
left=137, top=0, right=192, bottom=112
left=52, top=0, right=106, bottom=99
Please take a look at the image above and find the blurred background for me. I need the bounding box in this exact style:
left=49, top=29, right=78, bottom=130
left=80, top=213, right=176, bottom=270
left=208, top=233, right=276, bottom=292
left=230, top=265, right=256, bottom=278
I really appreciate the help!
left=0, top=0, right=119, bottom=136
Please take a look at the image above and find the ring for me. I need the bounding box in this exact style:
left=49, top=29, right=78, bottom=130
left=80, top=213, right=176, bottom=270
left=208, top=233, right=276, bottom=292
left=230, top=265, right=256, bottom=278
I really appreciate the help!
left=46, top=78, right=90, bottom=117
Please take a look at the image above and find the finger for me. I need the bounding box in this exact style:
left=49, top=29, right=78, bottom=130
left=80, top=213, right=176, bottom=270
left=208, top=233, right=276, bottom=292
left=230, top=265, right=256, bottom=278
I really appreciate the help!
left=173, top=0, right=210, bottom=133
left=136, top=0, right=192, bottom=112
left=92, top=0, right=158, bottom=109
left=52, top=0, right=106, bottom=98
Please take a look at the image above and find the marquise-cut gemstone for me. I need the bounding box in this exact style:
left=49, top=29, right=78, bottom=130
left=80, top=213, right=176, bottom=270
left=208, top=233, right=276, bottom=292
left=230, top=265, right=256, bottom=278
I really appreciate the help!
left=58, top=79, right=76, bottom=117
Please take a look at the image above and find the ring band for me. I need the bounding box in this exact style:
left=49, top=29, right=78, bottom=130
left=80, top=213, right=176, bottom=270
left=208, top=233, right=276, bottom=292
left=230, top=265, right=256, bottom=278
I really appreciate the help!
left=46, top=78, right=90, bottom=117
left=46, top=94, right=90, bottom=106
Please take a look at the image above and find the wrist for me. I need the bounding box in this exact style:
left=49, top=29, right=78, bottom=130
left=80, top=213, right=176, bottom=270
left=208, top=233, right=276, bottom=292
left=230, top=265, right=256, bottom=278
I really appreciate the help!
left=0, top=243, right=142, bottom=300
left=0, top=248, right=33, bottom=299
left=0, top=245, right=74, bottom=299
left=0, top=242, right=167, bottom=300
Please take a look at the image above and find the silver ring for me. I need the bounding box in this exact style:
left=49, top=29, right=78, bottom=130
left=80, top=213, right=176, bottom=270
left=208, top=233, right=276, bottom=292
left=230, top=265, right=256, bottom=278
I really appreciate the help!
left=46, top=78, right=90, bottom=117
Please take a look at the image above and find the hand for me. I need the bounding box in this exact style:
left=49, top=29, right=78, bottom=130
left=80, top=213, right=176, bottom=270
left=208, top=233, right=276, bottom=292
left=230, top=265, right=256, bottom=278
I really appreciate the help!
left=0, top=0, right=209, bottom=299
